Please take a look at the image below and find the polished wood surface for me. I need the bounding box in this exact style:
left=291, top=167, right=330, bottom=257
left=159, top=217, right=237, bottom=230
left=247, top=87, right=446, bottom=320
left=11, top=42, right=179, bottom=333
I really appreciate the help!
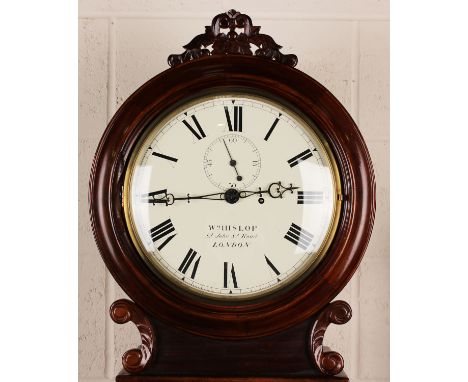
left=168, top=9, right=298, bottom=68
left=111, top=299, right=352, bottom=378
left=116, top=374, right=348, bottom=382
left=117, top=374, right=349, bottom=382
left=110, top=299, right=156, bottom=373
left=308, top=301, right=352, bottom=375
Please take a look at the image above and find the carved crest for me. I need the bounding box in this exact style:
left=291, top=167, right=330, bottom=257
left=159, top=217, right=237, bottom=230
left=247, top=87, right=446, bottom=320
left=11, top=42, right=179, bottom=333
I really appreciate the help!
left=168, top=9, right=298, bottom=68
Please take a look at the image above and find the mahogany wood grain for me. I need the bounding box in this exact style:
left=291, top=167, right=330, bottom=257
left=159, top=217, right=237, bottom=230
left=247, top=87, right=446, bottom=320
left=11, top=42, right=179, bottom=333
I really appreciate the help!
left=168, top=9, right=298, bottom=68
left=116, top=375, right=348, bottom=382
left=110, top=299, right=156, bottom=373
left=110, top=299, right=351, bottom=378
left=308, top=301, right=352, bottom=375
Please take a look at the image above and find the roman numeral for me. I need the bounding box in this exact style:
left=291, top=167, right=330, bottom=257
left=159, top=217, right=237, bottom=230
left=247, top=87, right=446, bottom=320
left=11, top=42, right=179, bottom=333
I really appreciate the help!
left=287, top=149, right=313, bottom=167
left=152, top=152, right=178, bottom=162
left=178, top=248, right=201, bottom=279
left=149, top=219, right=176, bottom=250
left=223, top=262, right=238, bottom=289
left=264, top=255, right=280, bottom=276
left=284, top=223, right=313, bottom=250
left=252, top=160, right=260, bottom=167
left=142, top=189, right=168, bottom=205
left=224, top=106, right=243, bottom=132
left=264, top=117, right=280, bottom=141
left=297, top=191, right=324, bottom=204
left=182, top=115, right=206, bottom=140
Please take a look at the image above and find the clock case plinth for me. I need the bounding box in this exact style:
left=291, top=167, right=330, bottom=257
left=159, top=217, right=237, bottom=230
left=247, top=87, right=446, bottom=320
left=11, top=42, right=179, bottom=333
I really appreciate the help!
left=111, top=299, right=351, bottom=381
left=116, top=372, right=349, bottom=382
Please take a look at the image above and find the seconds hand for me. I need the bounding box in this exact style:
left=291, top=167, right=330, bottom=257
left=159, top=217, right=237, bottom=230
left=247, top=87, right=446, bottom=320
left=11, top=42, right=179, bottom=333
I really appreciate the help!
left=222, top=139, right=243, bottom=182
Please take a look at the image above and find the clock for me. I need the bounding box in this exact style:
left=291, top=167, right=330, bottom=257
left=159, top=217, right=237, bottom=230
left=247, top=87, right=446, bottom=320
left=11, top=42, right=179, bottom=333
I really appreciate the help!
left=89, top=9, right=375, bottom=382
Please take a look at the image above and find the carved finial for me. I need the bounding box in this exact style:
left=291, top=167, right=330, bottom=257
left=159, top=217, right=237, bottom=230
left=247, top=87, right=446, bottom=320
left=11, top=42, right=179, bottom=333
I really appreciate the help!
left=308, top=300, right=352, bottom=376
left=168, top=10, right=298, bottom=68
left=110, top=299, right=156, bottom=374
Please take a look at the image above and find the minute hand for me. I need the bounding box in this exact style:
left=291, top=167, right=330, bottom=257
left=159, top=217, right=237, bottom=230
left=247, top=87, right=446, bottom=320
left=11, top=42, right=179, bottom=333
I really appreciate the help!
left=239, top=182, right=299, bottom=200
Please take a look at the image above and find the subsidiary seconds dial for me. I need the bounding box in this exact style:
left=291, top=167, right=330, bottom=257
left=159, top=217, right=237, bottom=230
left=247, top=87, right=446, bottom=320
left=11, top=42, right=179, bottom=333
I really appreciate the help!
left=124, top=94, right=341, bottom=300
left=204, top=134, right=261, bottom=190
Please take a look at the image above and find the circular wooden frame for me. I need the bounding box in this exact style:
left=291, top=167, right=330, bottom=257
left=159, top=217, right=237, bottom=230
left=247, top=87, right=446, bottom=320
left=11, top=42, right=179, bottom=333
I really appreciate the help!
left=89, top=55, right=375, bottom=339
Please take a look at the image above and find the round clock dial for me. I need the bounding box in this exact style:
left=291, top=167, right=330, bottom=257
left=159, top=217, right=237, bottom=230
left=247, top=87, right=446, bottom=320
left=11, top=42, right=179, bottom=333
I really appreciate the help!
left=124, top=94, right=341, bottom=300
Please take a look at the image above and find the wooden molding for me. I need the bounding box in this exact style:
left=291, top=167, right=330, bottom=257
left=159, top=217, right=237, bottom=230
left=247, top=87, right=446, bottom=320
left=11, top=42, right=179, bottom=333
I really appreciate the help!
left=168, top=9, right=298, bottom=68
left=308, top=301, right=352, bottom=375
left=110, top=299, right=156, bottom=373
left=111, top=308, right=351, bottom=379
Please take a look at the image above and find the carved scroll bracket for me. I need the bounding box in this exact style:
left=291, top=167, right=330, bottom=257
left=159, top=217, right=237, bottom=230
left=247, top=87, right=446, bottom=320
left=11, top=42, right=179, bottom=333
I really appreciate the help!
left=168, top=9, right=298, bottom=68
left=308, top=300, right=352, bottom=376
left=110, top=299, right=156, bottom=374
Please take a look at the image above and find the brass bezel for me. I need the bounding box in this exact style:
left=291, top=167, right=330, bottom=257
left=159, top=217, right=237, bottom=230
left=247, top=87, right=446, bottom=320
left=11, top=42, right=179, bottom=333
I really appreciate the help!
left=123, top=93, right=342, bottom=302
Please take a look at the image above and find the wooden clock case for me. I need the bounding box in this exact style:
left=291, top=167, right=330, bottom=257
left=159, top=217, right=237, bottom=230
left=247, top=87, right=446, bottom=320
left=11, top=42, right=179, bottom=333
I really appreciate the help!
left=89, top=9, right=375, bottom=382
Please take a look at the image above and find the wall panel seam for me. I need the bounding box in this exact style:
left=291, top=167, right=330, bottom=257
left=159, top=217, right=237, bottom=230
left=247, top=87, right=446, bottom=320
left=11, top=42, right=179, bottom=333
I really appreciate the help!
left=104, top=16, right=117, bottom=379
left=351, top=21, right=360, bottom=125
left=349, top=20, right=361, bottom=380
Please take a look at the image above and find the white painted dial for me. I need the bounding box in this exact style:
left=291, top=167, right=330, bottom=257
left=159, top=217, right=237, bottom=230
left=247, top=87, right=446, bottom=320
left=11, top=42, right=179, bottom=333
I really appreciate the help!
left=124, top=94, right=341, bottom=300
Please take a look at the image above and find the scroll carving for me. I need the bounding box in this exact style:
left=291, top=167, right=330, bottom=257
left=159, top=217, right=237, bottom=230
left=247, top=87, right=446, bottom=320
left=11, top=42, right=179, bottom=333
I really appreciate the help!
left=308, top=300, right=352, bottom=376
left=110, top=299, right=156, bottom=373
left=168, top=9, right=298, bottom=68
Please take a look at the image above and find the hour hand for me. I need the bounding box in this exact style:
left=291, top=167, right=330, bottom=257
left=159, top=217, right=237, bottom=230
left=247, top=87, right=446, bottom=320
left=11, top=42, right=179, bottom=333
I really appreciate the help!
left=239, top=182, right=299, bottom=200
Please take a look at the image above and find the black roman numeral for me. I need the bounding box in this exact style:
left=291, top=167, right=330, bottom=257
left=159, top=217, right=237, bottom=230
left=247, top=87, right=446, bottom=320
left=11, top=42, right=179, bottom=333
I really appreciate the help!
left=297, top=191, right=324, bottom=204
left=264, top=117, right=280, bottom=141
left=287, top=149, right=313, bottom=167
left=149, top=219, right=176, bottom=250
left=284, top=223, right=313, bottom=250
left=142, top=189, right=168, bottom=205
left=178, top=248, right=201, bottom=279
left=182, top=115, right=206, bottom=140
left=152, top=152, right=178, bottom=162
left=223, top=262, right=238, bottom=289
left=224, top=106, right=243, bottom=132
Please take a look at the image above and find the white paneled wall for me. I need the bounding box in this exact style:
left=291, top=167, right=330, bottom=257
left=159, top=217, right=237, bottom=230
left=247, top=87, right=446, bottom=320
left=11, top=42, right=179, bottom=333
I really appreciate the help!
left=78, top=1, right=389, bottom=381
